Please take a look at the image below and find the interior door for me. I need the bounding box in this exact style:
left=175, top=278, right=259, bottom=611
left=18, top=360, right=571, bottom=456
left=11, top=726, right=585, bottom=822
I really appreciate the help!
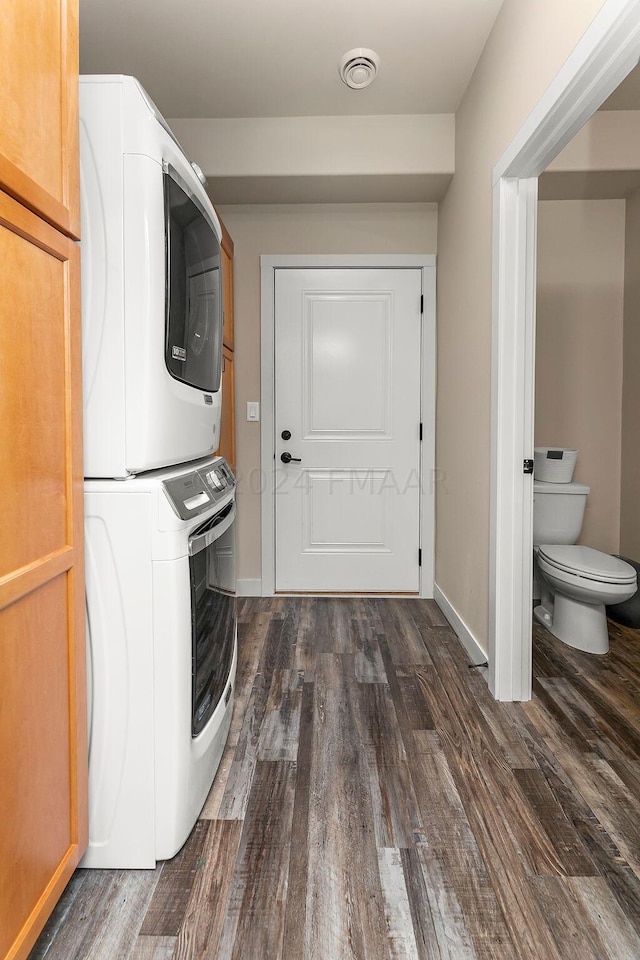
left=274, top=268, right=422, bottom=593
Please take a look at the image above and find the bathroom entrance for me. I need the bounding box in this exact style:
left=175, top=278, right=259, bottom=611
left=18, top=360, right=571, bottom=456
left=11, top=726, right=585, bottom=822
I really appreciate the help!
left=489, top=0, right=640, bottom=701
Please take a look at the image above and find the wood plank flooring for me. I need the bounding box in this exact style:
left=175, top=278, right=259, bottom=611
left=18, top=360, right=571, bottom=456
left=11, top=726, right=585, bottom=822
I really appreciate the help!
left=29, top=599, right=640, bottom=960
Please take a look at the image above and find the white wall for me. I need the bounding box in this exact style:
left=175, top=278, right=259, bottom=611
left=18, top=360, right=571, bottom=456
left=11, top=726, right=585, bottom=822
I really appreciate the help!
left=540, top=110, right=640, bottom=200
left=536, top=199, right=626, bottom=554
left=215, top=202, right=438, bottom=583
left=621, top=187, right=640, bottom=559
left=173, top=114, right=455, bottom=203
left=547, top=110, right=640, bottom=171
left=435, top=0, right=608, bottom=653
left=172, top=115, right=454, bottom=179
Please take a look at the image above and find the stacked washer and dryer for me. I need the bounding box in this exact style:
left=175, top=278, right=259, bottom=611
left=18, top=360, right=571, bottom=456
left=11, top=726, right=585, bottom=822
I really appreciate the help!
left=79, top=76, right=236, bottom=868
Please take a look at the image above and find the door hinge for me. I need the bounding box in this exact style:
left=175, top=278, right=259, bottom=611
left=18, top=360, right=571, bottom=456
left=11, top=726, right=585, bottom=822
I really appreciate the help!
left=418, top=548, right=422, bottom=567
left=420, top=294, right=424, bottom=314
left=419, top=422, right=423, bottom=441
left=523, top=459, right=534, bottom=475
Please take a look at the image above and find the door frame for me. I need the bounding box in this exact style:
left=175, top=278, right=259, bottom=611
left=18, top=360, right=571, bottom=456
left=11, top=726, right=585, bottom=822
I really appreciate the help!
left=490, top=0, right=640, bottom=700
left=260, top=254, right=436, bottom=597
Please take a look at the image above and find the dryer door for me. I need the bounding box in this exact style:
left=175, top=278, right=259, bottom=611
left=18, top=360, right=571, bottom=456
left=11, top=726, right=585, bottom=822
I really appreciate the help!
left=164, top=165, right=223, bottom=393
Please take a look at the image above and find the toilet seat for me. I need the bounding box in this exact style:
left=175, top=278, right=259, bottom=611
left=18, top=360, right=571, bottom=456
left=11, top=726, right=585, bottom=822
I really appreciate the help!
left=537, top=545, right=636, bottom=585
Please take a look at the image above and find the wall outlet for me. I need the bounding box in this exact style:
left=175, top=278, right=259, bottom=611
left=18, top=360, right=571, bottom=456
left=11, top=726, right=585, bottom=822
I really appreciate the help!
left=246, top=401, right=260, bottom=422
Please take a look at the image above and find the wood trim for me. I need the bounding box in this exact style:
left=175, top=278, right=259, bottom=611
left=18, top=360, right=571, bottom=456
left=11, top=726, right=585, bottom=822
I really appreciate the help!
left=221, top=243, right=234, bottom=350
left=0, top=155, right=75, bottom=239
left=216, top=209, right=235, bottom=467
left=65, top=183, right=88, bottom=853
left=216, top=208, right=234, bottom=259
left=0, top=548, right=74, bottom=611
left=68, top=560, right=89, bottom=849
left=217, top=345, right=236, bottom=473
left=61, top=0, right=80, bottom=238
left=0, top=187, right=76, bottom=260
left=6, top=838, right=82, bottom=960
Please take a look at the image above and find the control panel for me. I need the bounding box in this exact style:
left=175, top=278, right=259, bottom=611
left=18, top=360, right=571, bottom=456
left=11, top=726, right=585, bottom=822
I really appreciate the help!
left=162, top=458, right=235, bottom=520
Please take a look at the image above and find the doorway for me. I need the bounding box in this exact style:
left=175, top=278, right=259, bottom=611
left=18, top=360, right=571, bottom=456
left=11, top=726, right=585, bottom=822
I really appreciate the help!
left=490, top=0, right=640, bottom=701
left=261, top=255, right=436, bottom=597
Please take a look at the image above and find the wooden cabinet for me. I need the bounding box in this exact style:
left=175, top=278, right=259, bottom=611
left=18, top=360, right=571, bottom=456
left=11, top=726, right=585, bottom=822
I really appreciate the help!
left=221, top=223, right=234, bottom=352
left=0, top=4, right=87, bottom=960
left=0, top=0, right=80, bottom=238
left=219, top=346, right=236, bottom=474
left=216, top=215, right=236, bottom=474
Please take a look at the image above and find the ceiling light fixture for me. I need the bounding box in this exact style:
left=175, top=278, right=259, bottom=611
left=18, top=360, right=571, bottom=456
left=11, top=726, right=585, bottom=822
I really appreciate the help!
left=339, top=48, right=380, bottom=90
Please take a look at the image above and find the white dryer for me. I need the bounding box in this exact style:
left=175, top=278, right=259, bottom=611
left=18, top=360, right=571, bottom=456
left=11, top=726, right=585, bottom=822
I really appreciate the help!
left=80, top=76, right=224, bottom=478
left=82, top=456, right=236, bottom=868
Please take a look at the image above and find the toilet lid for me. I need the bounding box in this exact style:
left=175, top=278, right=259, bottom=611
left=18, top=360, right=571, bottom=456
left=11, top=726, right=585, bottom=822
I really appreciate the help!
left=538, top=545, right=637, bottom=584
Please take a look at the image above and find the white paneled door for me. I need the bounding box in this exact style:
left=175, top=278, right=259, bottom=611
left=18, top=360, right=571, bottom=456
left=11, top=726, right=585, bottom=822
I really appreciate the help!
left=274, top=268, right=423, bottom=592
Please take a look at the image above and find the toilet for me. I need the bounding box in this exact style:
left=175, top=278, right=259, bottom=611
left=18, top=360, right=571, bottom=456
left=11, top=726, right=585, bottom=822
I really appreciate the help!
left=533, top=480, right=637, bottom=654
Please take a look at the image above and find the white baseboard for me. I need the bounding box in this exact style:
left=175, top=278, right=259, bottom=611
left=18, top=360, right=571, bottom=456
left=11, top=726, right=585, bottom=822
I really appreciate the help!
left=236, top=578, right=262, bottom=597
left=433, top=582, right=488, bottom=668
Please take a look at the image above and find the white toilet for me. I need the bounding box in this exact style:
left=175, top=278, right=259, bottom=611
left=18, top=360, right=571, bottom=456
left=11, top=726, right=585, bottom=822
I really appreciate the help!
left=533, top=480, right=637, bottom=654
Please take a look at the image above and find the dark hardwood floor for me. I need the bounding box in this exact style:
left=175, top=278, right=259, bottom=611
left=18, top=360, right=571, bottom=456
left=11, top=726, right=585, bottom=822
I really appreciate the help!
left=29, top=599, right=640, bottom=960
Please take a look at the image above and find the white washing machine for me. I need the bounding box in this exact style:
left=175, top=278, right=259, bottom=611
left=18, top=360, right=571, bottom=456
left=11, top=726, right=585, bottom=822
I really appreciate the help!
left=82, top=456, right=236, bottom=868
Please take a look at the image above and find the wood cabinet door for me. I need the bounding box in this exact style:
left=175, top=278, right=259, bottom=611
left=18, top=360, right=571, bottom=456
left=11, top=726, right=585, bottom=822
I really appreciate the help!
left=220, top=222, right=234, bottom=350
left=0, top=190, right=87, bottom=960
left=217, top=346, right=236, bottom=474
left=0, top=0, right=80, bottom=238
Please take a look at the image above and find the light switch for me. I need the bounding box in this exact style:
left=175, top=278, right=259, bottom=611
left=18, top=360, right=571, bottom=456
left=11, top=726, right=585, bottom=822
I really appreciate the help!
left=246, top=401, right=260, bottom=422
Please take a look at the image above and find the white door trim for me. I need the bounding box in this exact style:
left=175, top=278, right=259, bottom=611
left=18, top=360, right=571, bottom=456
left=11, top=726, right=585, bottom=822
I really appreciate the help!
left=490, top=176, right=538, bottom=701
left=490, top=0, right=640, bottom=700
left=260, top=254, right=436, bottom=598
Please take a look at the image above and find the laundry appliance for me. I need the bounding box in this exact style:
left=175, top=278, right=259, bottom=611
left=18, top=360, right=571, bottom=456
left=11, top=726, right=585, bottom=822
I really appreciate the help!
left=82, top=456, right=236, bottom=868
left=79, top=75, right=224, bottom=479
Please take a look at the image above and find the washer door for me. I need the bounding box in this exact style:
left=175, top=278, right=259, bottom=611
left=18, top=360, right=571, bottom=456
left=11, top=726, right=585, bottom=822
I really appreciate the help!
left=189, top=506, right=236, bottom=736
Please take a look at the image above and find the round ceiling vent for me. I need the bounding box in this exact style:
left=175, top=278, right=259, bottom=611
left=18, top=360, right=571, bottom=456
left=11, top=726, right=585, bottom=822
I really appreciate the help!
left=339, top=48, right=380, bottom=90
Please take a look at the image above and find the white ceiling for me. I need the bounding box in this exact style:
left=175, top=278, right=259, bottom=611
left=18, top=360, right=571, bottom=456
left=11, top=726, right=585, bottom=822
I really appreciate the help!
left=79, top=0, right=505, bottom=120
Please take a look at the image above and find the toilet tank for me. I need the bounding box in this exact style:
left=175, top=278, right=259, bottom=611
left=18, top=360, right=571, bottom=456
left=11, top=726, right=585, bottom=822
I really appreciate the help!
left=533, top=480, right=590, bottom=545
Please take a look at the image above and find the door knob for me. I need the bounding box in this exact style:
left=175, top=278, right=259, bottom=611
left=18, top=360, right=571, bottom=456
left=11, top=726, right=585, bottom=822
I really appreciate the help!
left=281, top=430, right=291, bottom=440
left=281, top=452, right=301, bottom=464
